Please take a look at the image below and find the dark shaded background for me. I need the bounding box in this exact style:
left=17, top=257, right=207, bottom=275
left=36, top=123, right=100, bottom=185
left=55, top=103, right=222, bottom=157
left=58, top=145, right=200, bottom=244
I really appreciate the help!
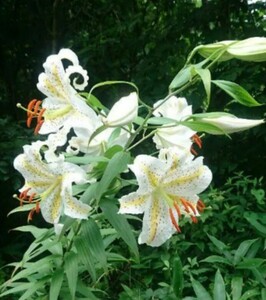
left=0, top=0, right=265, bottom=270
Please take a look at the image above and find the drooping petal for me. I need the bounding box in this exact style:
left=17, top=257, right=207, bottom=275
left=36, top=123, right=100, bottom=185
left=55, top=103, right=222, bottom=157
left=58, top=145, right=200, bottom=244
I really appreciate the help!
left=138, top=194, right=175, bottom=247
left=62, top=186, right=91, bottom=219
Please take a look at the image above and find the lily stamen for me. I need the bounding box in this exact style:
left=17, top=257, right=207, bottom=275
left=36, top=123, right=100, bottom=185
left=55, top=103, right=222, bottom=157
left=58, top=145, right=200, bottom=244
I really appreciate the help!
left=196, top=199, right=205, bottom=212
left=26, top=99, right=45, bottom=134
left=169, top=208, right=181, bottom=233
left=192, top=134, right=202, bottom=149
left=180, top=198, right=197, bottom=215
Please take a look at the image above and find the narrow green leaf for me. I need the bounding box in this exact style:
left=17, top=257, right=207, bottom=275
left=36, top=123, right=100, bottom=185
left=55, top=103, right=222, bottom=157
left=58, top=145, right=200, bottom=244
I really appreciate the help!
left=11, top=225, right=49, bottom=239
left=100, top=199, right=139, bottom=259
left=191, top=277, right=212, bottom=300
left=236, top=258, right=265, bottom=269
left=244, top=212, right=266, bottom=237
left=81, top=219, right=107, bottom=271
left=213, top=269, right=226, bottom=300
left=89, top=80, right=139, bottom=96
left=169, top=66, right=193, bottom=90
left=195, top=67, right=211, bottom=109
left=200, top=255, right=232, bottom=266
left=261, top=288, right=266, bottom=300
left=65, top=155, right=108, bottom=165
left=74, top=236, right=96, bottom=282
left=0, top=282, right=32, bottom=297
left=231, top=276, right=243, bottom=300
left=49, top=269, right=64, bottom=300
left=80, top=92, right=106, bottom=110
left=212, top=80, right=262, bottom=107
left=251, top=267, right=266, bottom=287
left=188, top=112, right=234, bottom=120
left=172, top=256, right=184, bottom=298
left=207, top=234, right=232, bottom=261
left=76, top=279, right=101, bottom=299
left=88, top=125, right=108, bottom=146
left=96, top=151, right=131, bottom=200
left=65, top=251, right=79, bottom=299
left=180, top=120, right=226, bottom=135
left=8, top=203, right=35, bottom=216
left=233, top=239, right=258, bottom=266
left=239, top=289, right=260, bottom=300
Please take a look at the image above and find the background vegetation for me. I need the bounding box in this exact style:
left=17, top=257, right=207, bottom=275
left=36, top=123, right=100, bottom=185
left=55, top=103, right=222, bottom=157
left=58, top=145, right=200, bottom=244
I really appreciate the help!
left=0, top=0, right=265, bottom=299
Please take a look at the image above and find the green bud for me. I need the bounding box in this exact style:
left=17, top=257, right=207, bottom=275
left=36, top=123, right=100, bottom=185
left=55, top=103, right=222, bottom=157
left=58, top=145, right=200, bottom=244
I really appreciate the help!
left=227, top=37, right=266, bottom=62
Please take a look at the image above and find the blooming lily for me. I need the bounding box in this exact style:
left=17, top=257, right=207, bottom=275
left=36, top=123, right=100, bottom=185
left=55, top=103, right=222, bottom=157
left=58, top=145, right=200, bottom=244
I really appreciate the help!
left=36, top=48, right=99, bottom=135
left=14, top=141, right=91, bottom=224
left=118, top=147, right=212, bottom=246
left=103, top=92, right=138, bottom=127
left=152, top=96, right=196, bottom=151
left=197, top=115, right=265, bottom=135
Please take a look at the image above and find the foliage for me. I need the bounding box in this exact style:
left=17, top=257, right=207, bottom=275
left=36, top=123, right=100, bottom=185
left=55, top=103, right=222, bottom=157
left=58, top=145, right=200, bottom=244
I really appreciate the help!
left=0, top=1, right=266, bottom=300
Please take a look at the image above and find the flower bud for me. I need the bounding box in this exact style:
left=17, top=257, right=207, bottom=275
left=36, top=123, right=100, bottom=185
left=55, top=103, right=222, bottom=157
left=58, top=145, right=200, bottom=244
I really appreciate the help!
left=103, top=92, right=138, bottom=127
left=198, top=37, right=266, bottom=62
left=197, top=41, right=234, bottom=61
left=227, top=37, right=266, bottom=62
left=198, top=116, right=265, bottom=135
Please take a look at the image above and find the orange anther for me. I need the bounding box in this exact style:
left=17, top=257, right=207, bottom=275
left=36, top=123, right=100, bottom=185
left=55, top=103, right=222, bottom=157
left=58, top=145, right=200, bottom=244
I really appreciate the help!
left=27, top=208, right=35, bottom=222
left=174, top=202, right=181, bottom=218
left=169, top=208, right=181, bottom=233
left=197, top=199, right=205, bottom=212
left=33, top=100, right=42, bottom=115
left=180, top=198, right=197, bottom=215
left=27, top=99, right=38, bottom=117
left=191, top=215, right=198, bottom=223
left=34, top=120, right=44, bottom=135
left=190, top=147, right=198, bottom=156
left=37, top=108, right=46, bottom=123
left=35, top=202, right=40, bottom=213
left=192, top=134, right=202, bottom=149
left=28, top=193, right=36, bottom=203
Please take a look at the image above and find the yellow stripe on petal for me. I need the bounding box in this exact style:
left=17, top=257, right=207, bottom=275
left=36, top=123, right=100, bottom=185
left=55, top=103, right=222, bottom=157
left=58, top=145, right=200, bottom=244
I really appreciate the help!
left=51, top=186, right=62, bottom=222
left=164, top=166, right=203, bottom=188
left=148, top=196, right=160, bottom=244
left=120, top=195, right=146, bottom=210
left=44, top=105, right=72, bottom=120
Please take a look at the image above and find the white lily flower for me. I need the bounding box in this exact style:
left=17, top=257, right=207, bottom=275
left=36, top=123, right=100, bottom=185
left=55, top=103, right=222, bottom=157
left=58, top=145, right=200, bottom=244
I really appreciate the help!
left=153, top=96, right=196, bottom=150
left=103, top=92, right=138, bottom=127
left=198, top=115, right=265, bottom=135
left=14, top=141, right=91, bottom=224
left=118, top=148, right=212, bottom=247
left=36, top=48, right=99, bottom=134
left=68, top=125, right=130, bottom=156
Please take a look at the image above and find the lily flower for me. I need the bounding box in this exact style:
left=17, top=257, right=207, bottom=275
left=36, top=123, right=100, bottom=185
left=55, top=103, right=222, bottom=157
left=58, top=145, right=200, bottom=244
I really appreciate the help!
left=36, top=48, right=99, bottom=135
left=118, top=147, right=212, bottom=247
left=68, top=125, right=130, bottom=156
left=197, top=115, right=265, bottom=135
left=14, top=141, right=91, bottom=224
left=152, top=96, right=196, bottom=150
left=103, top=92, right=138, bottom=127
